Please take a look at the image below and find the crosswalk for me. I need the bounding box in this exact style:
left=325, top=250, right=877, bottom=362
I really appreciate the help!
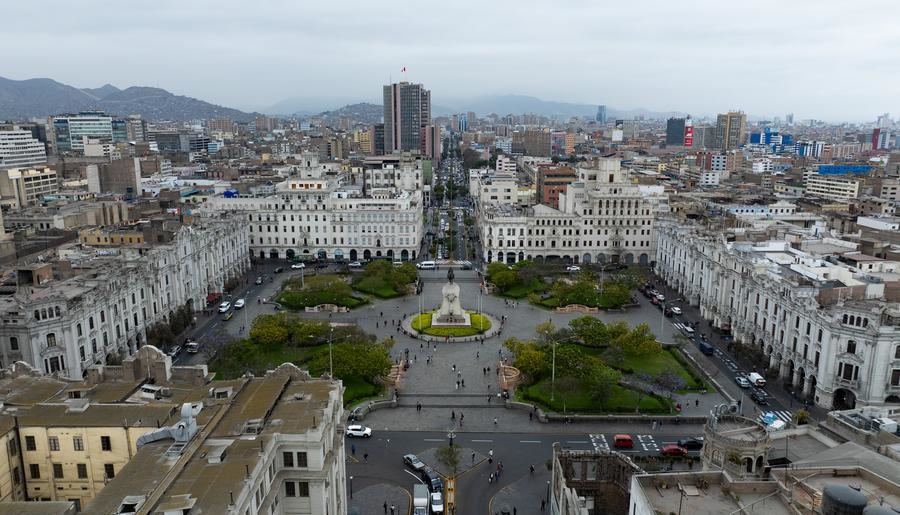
left=590, top=434, right=609, bottom=451
left=759, top=410, right=793, bottom=424
left=589, top=433, right=661, bottom=453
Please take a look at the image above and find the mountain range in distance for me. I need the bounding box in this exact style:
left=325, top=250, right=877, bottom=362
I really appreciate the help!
left=0, top=75, right=689, bottom=123
left=0, top=76, right=258, bottom=122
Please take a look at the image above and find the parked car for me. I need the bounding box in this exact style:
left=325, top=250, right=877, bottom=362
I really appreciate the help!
left=348, top=261, right=363, bottom=268
left=430, top=492, right=444, bottom=514
left=255, top=277, right=263, bottom=285
left=167, top=345, right=182, bottom=357
left=234, top=298, right=245, bottom=309
left=750, top=391, right=769, bottom=405
left=664, top=308, right=674, bottom=317
left=655, top=294, right=666, bottom=302
left=650, top=297, right=661, bottom=306
left=218, top=301, right=231, bottom=313
left=420, top=467, right=443, bottom=493
left=566, top=265, right=581, bottom=272
left=660, top=444, right=689, bottom=457
left=735, top=376, right=752, bottom=388
left=274, top=267, right=284, bottom=273
left=345, top=425, right=372, bottom=438
left=222, top=311, right=234, bottom=321
left=403, top=454, right=426, bottom=471
left=291, top=262, right=306, bottom=269
left=677, top=437, right=704, bottom=450
left=670, top=306, right=682, bottom=315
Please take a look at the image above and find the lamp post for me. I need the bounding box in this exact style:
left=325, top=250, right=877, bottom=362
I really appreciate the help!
left=550, top=333, right=580, bottom=403
left=349, top=475, right=354, bottom=499
left=328, top=326, right=334, bottom=378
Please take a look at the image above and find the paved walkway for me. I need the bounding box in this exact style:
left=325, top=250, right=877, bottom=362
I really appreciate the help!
left=348, top=484, right=409, bottom=515
left=490, top=465, right=552, bottom=515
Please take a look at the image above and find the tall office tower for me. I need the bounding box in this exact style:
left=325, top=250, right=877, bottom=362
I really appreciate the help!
left=596, top=105, right=607, bottom=123
left=665, top=118, right=686, bottom=146
left=370, top=123, right=385, bottom=156
left=0, top=129, right=48, bottom=169
left=785, top=113, right=794, bottom=125
left=467, top=111, right=476, bottom=127
left=458, top=114, right=468, bottom=132
left=715, top=111, right=747, bottom=150
left=383, top=81, right=432, bottom=155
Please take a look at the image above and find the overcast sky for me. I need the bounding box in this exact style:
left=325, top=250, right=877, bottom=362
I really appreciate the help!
left=2, top=0, right=898, bottom=121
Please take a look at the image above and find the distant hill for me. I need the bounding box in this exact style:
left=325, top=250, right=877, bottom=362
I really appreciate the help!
left=319, top=103, right=383, bottom=126
left=0, top=76, right=256, bottom=122
left=442, top=94, right=688, bottom=120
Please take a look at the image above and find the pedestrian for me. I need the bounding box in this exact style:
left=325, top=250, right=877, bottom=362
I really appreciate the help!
left=452, top=364, right=456, bottom=372
left=472, top=452, right=476, bottom=463
left=414, top=354, right=417, bottom=362
left=460, top=412, right=464, bottom=423
left=376, top=321, right=379, bottom=328
left=488, top=395, right=492, bottom=403
left=530, top=464, right=535, bottom=475
left=483, top=367, right=486, bottom=375
left=493, top=417, right=498, bottom=425
left=384, top=501, right=388, bottom=513
left=500, top=461, right=504, bottom=470
left=396, top=326, right=400, bottom=333
left=351, top=444, right=356, bottom=456
left=363, top=453, right=369, bottom=463
left=489, top=472, right=494, bottom=483
left=451, top=411, right=456, bottom=420
left=416, top=402, right=422, bottom=412
left=455, top=381, right=459, bottom=390
left=390, top=505, right=395, bottom=515
left=489, top=448, right=493, bottom=458
left=461, top=379, right=465, bottom=387
left=380, top=311, right=384, bottom=317
left=529, top=412, right=533, bottom=421
left=695, top=398, right=700, bottom=407
left=541, top=499, right=546, bottom=511
left=514, top=507, right=517, bottom=515
left=420, top=342, right=424, bottom=349
left=457, top=371, right=461, bottom=378
left=476, top=351, right=480, bottom=359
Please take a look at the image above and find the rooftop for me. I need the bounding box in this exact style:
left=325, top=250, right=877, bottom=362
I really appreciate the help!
left=211, top=375, right=289, bottom=437
left=15, top=402, right=178, bottom=428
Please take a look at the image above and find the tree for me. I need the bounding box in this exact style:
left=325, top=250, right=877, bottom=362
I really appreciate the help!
left=436, top=444, right=461, bottom=476
left=505, top=339, right=548, bottom=381
left=535, top=321, right=556, bottom=344
left=611, top=323, right=660, bottom=356
left=491, top=270, right=518, bottom=292
left=250, top=314, right=290, bottom=349
left=486, top=262, right=510, bottom=279
left=568, top=316, right=608, bottom=346
left=587, top=362, right=622, bottom=406
left=310, top=341, right=392, bottom=381
left=653, top=371, right=686, bottom=399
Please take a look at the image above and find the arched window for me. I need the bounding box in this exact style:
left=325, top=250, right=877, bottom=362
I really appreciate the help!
left=76, top=324, right=83, bottom=337
left=46, top=333, right=57, bottom=347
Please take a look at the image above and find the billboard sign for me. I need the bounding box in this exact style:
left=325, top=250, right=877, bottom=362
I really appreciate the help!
left=683, top=126, right=694, bottom=147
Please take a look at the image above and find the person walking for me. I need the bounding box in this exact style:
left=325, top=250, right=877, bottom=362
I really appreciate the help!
left=489, top=472, right=494, bottom=483
left=363, top=453, right=369, bottom=463
left=493, top=417, right=498, bottom=425
left=461, top=379, right=465, bottom=387
left=351, top=444, right=356, bottom=456
left=451, top=411, right=456, bottom=420
left=472, top=452, right=476, bottom=463
left=390, top=505, right=395, bottom=515
left=416, top=402, right=422, bottom=412
left=541, top=499, right=546, bottom=511
left=530, top=464, right=535, bottom=475
left=383, top=501, right=387, bottom=513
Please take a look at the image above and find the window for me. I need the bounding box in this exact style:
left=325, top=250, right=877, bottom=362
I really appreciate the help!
left=296, top=452, right=308, bottom=467
left=7, top=438, right=17, bottom=456
left=77, top=463, right=88, bottom=479
left=285, top=481, right=296, bottom=497
left=46, top=333, right=56, bottom=347
left=100, top=436, right=111, bottom=451
left=73, top=436, right=83, bottom=451
left=25, top=436, right=36, bottom=451
left=895, top=346, right=900, bottom=360
left=847, top=340, right=857, bottom=354
left=282, top=451, right=293, bottom=467
left=48, top=437, right=59, bottom=451
left=297, top=481, right=310, bottom=497
left=53, top=463, right=63, bottom=479
left=104, top=464, right=115, bottom=479
left=29, top=464, right=40, bottom=479
left=892, top=370, right=900, bottom=387
left=10, top=336, right=18, bottom=351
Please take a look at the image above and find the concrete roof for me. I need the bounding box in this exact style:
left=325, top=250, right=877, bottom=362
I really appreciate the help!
left=16, top=402, right=177, bottom=428
left=267, top=380, right=334, bottom=434
left=0, top=376, right=69, bottom=406
left=0, top=502, right=75, bottom=515
left=211, top=375, right=288, bottom=437
left=80, top=441, right=174, bottom=515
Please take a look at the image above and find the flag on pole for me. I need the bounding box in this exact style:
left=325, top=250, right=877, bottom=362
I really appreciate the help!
left=401, top=67, right=406, bottom=72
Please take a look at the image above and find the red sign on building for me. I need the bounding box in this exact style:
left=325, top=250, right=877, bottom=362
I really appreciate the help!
left=683, top=126, right=694, bottom=147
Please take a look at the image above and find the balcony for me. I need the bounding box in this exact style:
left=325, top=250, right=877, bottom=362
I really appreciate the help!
left=833, top=376, right=860, bottom=390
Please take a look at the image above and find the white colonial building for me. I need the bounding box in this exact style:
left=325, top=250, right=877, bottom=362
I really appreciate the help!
left=204, top=176, right=424, bottom=263
left=656, top=221, right=900, bottom=409
left=0, top=216, right=250, bottom=379
left=479, top=158, right=668, bottom=265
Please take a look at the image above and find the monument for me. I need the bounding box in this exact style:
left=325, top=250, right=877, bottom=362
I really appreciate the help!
left=432, top=268, right=471, bottom=326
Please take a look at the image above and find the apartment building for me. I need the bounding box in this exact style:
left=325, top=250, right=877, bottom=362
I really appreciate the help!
left=0, top=129, right=48, bottom=169
left=806, top=175, right=861, bottom=201
left=0, top=216, right=249, bottom=379
left=535, top=164, right=577, bottom=209
left=656, top=222, right=900, bottom=409
left=204, top=178, right=423, bottom=263
left=0, top=167, right=59, bottom=210
left=480, top=159, right=667, bottom=266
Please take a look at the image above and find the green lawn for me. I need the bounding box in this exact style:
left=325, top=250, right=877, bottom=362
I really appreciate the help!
left=278, top=290, right=366, bottom=309
left=534, top=292, right=628, bottom=310
left=352, top=276, right=403, bottom=298
left=618, top=349, right=705, bottom=390
left=343, top=375, right=384, bottom=407
left=411, top=311, right=491, bottom=337
left=210, top=344, right=320, bottom=379
left=501, top=280, right=546, bottom=299
left=521, top=378, right=670, bottom=414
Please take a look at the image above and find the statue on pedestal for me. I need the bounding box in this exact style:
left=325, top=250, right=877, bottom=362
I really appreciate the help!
left=434, top=268, right=470, bottom=326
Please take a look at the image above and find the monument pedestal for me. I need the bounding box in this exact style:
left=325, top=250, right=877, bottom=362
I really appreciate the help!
left=431, top=268, right=471, bottom=327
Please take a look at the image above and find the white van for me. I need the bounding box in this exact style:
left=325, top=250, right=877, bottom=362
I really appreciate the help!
left=748, top=372, right=766, bottom=387
left=416, top=261, right=436, bottom=270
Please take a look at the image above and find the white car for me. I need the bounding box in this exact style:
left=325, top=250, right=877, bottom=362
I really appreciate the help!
left=670, top=306, right=682, bottom=315
left=234, top=298, right=245, bottom=309
left=291, top=262, right=306, bottom=269
left=348, top=261, right=363, bottom=268
left=218, top=301, right=231, bottom=313
left=656, top=294, right=666, bottom=302
left=345, top=425, right=372, bottom=438
left=566, top=265, right=581, bottom=272
left=735, top=376, right=752, bottom=388
left=430, top=492, right=444, bottom=514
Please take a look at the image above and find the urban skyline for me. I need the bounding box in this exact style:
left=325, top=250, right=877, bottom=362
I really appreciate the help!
left=0, top=1, right=897, bottom=121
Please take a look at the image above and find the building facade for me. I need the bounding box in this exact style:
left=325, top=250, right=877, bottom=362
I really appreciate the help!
left=715, top=111, right=747, bottom=150
left=0, top=129, right=48, bottom=169
left=0, top=217, right=250, bottom=379
left=479, top=159, right=667, bottom=266
left=0, top=167, right=59, bottom=209
left=383, top=82, right=431, bottom=154
left=205, top=178, right=423, bottom=263
left=656, top=222, right=900, bottom=409
left=51, top=112, right=127, bottom=154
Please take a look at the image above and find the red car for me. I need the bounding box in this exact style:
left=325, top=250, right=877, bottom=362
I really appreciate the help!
left=660, top=444, right=689, bottom=457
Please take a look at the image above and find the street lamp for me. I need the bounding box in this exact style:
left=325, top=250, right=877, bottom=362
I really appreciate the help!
left=310, top=326, right=336, bottom=378
left=550, top=331, right=581, bottom=402
left=349, top=475, right=354, bottom=499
